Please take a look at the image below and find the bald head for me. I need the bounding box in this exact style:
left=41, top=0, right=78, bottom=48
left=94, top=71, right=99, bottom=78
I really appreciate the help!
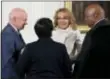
left=85, top=4, right=105, bottom=27
left=9, top=8, right=27, bottom=19
left=86, top=4, right=105, bottom=19
left=9, top=8, right=27, bottom=30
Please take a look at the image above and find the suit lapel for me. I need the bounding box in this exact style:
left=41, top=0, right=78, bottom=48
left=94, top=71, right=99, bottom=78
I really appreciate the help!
left=8, top=23, right=25, bottom=44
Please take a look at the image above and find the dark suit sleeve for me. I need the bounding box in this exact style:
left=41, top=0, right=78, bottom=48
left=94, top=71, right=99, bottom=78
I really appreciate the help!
left=1, top=33, right=15, bottom=69
left=16, top=46, right=31, bottom=78
left=61, top=45, right=72, bottom=78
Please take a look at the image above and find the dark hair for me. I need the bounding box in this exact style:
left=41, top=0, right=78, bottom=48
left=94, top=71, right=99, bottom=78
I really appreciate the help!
left=34, top=18, right=53, bottom=38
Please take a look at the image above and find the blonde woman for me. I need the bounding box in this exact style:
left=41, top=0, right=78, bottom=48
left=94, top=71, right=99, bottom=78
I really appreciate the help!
left=51, top=8, right=82, bottom=60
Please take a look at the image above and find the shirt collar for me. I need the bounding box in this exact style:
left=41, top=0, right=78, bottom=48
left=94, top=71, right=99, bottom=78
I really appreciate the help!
left=9, top=23, right=19, bottom=33
left=94, top=18, right=105, bottom=27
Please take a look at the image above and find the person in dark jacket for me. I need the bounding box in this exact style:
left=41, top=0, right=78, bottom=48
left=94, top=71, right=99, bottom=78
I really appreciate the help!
left=1, top=8, right=27, bottom=79
left=73, top=4, right=110, bottom=78
left=16, top=17, right=72, bottom=79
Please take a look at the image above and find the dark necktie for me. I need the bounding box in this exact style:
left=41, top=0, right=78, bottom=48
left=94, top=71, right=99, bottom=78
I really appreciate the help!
left=19, top=33, right=25, bottom=45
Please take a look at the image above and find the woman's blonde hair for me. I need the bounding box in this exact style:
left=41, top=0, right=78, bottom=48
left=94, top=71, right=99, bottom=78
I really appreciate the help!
left=54, top=8, right=77, bottom=30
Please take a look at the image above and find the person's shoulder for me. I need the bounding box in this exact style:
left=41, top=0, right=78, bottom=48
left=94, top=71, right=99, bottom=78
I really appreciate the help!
left=52, top=40, right=66, bottom=50
left=21, top=41, right=38, bottom=53
left=92, top=25, right=110, bottom=38
left=26, top=41, right=38, bottom=48
left=2, top=26, right=14, bottom=40
left=23, top=41, right=39, bottom=53
left=95, top=24, right=110, bottom=32
left=2, top=24, right=14, bottom=35
left=2, top=25, right=9, bottom=33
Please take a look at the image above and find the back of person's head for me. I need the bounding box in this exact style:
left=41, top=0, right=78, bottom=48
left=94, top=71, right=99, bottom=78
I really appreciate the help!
left=34, top=18, right=53, bottom=38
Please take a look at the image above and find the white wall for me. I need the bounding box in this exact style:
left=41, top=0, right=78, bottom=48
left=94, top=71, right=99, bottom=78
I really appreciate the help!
left=2, top=2, right=64, bottom=44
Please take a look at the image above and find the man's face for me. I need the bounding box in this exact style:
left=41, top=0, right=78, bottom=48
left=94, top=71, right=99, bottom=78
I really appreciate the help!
left=85, top=9, right=96, bottom=28
left=15, top=13, right=27, bottom=30
left=57, top=12, right=70, bottom=29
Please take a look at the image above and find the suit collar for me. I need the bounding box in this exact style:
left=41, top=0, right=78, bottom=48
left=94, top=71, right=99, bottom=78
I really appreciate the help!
left=91, top=19, right=110, bottom=31
left=7, top=23, right=20, bottom=34
left=87, top=19, right=110, bottom=35
left=6, top=23, right=21, bottom=38
left=9, top=23, right=19, bottom=32
left=94, top=18, right=109, bottom=28
left=38, top=37, right=53, bottom=42
left=7, top=23, right=25, bottom=44
left=94, top=18, right=105, bottom=27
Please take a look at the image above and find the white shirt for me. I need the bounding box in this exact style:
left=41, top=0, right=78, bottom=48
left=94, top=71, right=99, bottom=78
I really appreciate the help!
left=51, top=27, right=82, bottom=55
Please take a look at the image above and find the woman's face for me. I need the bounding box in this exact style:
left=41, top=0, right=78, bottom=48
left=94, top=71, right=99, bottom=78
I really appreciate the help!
left=57, top=12, right=70, bottom=29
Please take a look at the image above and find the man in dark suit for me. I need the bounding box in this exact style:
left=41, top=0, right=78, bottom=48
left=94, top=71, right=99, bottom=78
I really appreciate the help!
left=73, top=4, right=110, bottom=78
left=16, top=18, right=72, bottom=79
left=1, top=8, right=27, bottom=79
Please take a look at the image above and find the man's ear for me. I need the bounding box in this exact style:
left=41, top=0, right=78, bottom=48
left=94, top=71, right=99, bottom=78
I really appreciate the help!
left=94, top=13, right=97, bottom=18
left=94, top=12, right=100, bottom=19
